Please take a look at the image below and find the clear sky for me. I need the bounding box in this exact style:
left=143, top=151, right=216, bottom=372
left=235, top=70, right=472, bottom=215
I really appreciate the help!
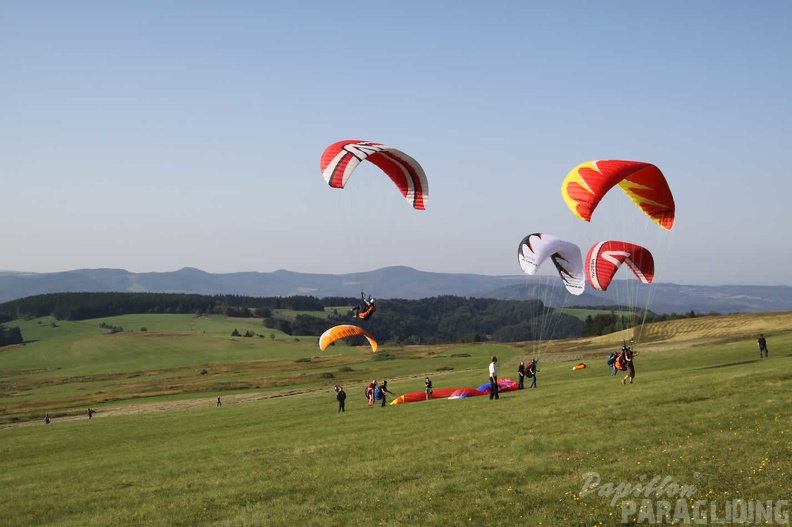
left=2, top=1, right=790, bottom=286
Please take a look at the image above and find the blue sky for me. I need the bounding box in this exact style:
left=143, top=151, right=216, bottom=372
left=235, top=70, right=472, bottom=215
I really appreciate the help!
left=2, top=1, right=790, bottom=286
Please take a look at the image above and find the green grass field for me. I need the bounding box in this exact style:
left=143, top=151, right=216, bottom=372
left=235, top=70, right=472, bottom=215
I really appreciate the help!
left=1, top=313, right=790, bottom=526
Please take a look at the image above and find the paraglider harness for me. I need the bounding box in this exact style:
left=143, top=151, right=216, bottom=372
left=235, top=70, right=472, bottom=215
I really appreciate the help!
left=526, top=360, right=536, bottom=377
left=358, top=304, right=376, bottom=320
left=352, top=292, right=376, bottom=320
left=613, top=345, right=633, bottom=371
left=607, top=351, right=619, bottom=367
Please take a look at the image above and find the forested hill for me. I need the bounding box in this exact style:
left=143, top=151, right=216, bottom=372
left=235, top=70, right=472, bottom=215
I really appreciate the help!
left=2, top=266, right=792, bottom=313
left=0, top=292, right=597, bottom=344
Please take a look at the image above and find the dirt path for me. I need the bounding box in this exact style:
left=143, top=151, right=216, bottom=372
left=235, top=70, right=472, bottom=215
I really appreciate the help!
left=1, top=387, right=322, bottom=430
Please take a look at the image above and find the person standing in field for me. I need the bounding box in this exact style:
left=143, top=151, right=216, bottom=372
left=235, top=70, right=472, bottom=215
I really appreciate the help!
left=87, top=408, right=94, bottom=419
left=527, top=359, right=537, bottom=389
left=489, top=356, right=499, bottom=400
left=336, top=386, right=347, bottom=413
left=366, top=380, right=377, bottom=406
left=608, top=351, right=619, bottom=376
left=424, top=377, right=433, bottom=400
left=376, top=380, right=393, bottom=407
left=621, top=347, right=635, bottom=384
left=758, top=334, right=768, bottom=358
left=217, top=396, right=222, bottom=407
left=44, top=413, right=50, bottom=424
left=517, top=361, right=526, bottom=389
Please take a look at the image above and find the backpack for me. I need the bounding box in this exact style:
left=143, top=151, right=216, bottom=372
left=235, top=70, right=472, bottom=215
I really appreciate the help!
left=374, top=387, right=383, bottom=400
left=607, top=353, right=617, bottom=367
left=526, top=362, right=535, bottom=377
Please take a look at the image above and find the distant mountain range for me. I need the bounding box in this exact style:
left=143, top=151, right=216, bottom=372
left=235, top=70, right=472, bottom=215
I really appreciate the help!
left=1, top=266, right=790, bottom=314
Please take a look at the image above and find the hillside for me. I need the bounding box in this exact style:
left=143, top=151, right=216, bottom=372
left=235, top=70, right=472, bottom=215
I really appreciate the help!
left=536, top=310, right=792, bottom=364
left=2, top=266, right=792, bottom=314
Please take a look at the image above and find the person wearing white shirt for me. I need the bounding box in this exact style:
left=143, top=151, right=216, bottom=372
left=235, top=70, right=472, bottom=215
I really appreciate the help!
left=488, top=356, right=499, bottom=400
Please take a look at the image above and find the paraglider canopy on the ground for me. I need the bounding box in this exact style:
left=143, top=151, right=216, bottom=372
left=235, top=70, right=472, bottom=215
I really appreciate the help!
left=320, top=140, right=429, bottom=210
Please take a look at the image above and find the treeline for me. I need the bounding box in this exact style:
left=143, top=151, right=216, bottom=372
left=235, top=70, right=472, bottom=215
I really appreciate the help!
left=0, top=292, right=712, bottom=345
left=0, top=292, right=327, bottom=321
left=0, top=292, right=585, bottom=344
left=264, top=296, right=584, bottom=345
left=582, top=309, right=711, bottom=337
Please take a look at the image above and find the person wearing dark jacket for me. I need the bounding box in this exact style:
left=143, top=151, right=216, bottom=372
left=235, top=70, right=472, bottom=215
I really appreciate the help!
left=621, top=348, right=635, bottom=384
left=527, top=359, right=537, bottom=389
left=335, top=386, right=347, bottom=413
left=758, top=334, right=768, bottom=358
left=375, top=380, right=393, bottom=407
left=517, top=361, right=526, bottom=389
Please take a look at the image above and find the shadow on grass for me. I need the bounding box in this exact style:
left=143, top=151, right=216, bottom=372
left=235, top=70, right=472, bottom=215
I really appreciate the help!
left=697, top=359, right=760, bottom=370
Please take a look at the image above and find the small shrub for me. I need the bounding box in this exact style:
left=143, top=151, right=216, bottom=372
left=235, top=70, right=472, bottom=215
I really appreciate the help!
left=338, top=366, right=353, bottom=372
left=450, top=353, right=471, bottom=358
left=140, top=327, right=148, bottom=332
left=319, top=372, right=335, bottom=379
left=294, top=357, right=312, bottom=363
left=436, top=366, right=454, bottom=372
left=372, top=353, right=396, bottom=361
left=200, top=369, right=209, bottom=375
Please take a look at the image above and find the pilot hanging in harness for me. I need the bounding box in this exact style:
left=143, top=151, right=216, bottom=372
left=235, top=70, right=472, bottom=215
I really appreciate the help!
left=351, top=292, right=376, bottom=320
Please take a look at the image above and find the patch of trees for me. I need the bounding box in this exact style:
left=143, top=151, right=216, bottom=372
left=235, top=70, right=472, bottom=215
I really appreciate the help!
left=582, top=310, right=711, bottom=337
left=231, top=329, right=258, bottom=338
left=0, top=325, right=24, bottom=346
left=99, top=322, right=124, bottom=334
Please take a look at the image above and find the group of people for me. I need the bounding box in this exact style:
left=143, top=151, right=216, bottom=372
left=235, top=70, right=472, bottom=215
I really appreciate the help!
left=604, top=332, right=770, bottom=385
left=606, top=345, right=635, bottom=384
left=361, top=379, right=392, bottom=408
left=333, top=333, right=772, bottom=411
left=43, top=407, right=96, bottom=424
left=516, top=359, right=537, bottom=389
left=490, top=355, right=538, bottom=400
left=342, top=381, right=395, bottom=411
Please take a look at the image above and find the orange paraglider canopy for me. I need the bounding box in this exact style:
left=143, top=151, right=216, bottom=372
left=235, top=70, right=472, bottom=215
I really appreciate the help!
left=319, top=325, right=378, bottom=352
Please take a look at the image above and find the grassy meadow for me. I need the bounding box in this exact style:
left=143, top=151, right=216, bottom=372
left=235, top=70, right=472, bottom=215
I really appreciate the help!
left=1, top=312, right=791, bottom=526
